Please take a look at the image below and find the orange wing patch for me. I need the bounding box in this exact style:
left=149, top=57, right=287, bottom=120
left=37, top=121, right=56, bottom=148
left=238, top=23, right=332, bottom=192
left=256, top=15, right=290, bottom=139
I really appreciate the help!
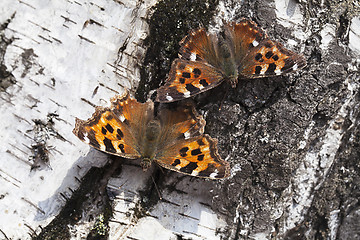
left=73, top=91, right=143, bottom=159
left=156, top=135, right=230, bottom=179
left=156, top=59, right=224, bottom=102
left=73, top=109, right=140, bottom=159
left=240, top=39, right=306, bottom=78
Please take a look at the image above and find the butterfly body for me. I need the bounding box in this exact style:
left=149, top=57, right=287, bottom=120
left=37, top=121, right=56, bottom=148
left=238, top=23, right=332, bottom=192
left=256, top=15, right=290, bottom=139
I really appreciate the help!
left=73, top=91, right=230, bottom=179
left=156, top=19, right=307, bottom=102
left=140, top=120, right=161, bottom=169
left=215, top=38, right=239, bottom=87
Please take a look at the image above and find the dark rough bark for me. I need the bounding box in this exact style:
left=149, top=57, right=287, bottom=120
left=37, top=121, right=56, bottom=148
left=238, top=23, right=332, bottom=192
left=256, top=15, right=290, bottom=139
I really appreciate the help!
left=1, top=0, right=359, bottom=239
left=137, top=0, right=360, bottom=239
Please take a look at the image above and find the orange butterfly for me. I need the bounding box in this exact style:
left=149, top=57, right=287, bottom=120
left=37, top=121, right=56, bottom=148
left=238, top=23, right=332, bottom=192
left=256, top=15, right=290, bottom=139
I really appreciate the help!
left=73, top=91, right=230, bottom=179
left=156, top=19, right=306, bottom=102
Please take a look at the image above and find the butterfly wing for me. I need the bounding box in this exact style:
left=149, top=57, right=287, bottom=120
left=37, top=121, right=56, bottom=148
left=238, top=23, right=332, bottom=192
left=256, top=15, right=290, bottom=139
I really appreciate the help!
left=179, top=28, right=218, bottom=63
left=156, top=59, right=225, bottom=102
left=73, top=91, right=153, bottom=159
left=225, top=20, right=306, bottom=78
left=153, top=103, right=230, bottom=179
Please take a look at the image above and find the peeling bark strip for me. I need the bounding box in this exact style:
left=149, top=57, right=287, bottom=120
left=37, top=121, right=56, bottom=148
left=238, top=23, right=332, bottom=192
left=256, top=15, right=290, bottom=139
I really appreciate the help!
left=1, top=0, right=360, bottom=239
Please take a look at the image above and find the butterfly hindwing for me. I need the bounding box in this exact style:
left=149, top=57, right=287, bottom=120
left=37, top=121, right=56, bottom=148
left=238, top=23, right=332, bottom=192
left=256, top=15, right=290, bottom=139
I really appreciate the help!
left=73, top=91, right=153, bottom=159
left=156, top=59, right=225, bottom=102
left=157, top=101, right=205, bottom=146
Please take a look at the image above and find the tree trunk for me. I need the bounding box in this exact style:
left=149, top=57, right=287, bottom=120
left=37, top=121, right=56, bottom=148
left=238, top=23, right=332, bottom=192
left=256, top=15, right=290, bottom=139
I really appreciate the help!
left=0, top=0, right=359, bottom=239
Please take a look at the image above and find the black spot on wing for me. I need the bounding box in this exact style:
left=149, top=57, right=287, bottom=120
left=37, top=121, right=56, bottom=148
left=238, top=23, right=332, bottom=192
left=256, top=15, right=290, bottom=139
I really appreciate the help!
left=193, top=68, right=201, bottom=78
left=116, top=128, right=123, bottom=140
left=198, top=163, right=216, bottom=177
left=197, top=154, right=204, bottom=161
left=179, top=78, right=185, bottom=84
left=197, top=139, right=205, bottom=146
left=118, top=143, right=125, bottom=153
left=103, top=137, right=116, bottom=153
left=101, top=127, right=107, bottom=135
left=191, top=148, right=202, bottom=156
left=179, top=147, right=189, bottom=157
left=182, top=72, right=191, bottom=78
left=265, top=51, right=273, bottom=59
left=272, top=55, right=279, bottom=61
left=255, top=66, right=262, bottom=74
left=180, top=162, right=198, bottom=174
left=105, top=123, right=114, bottom=133
left=172, top=159, right=181, bottom=166
left=265, top=63, right=277, bottom=75
left=185, top=83, right=200, bottom=93
left=199, top=79, right=208, bottom=87
left=255, top=53, right=262, bottom=61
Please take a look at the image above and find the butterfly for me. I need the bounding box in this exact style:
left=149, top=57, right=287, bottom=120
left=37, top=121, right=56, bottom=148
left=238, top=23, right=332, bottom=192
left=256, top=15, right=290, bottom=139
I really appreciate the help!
left=156, top=19, right=307, bottom=102
left=73, top=91, right=230, bottom=179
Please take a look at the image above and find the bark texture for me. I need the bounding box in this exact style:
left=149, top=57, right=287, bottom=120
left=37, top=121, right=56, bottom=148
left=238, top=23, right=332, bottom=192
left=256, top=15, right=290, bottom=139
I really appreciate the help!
left=0, top=0, right=359, bottom=239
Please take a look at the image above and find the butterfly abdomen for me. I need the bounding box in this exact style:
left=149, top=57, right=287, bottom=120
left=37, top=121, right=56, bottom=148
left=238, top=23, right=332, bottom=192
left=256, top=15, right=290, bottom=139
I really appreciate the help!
left=217, top=40, right=238, bottom=87
left=141, top=120, right=162, bottom=161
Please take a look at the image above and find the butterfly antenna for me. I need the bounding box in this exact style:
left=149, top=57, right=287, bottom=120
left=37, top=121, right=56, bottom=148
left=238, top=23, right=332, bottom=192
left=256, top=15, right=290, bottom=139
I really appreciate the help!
left=150, top=174, right=162, bottom=201
left=218, top=84, right=231, bottom=111
left=117, top=180, right=128, bottom=190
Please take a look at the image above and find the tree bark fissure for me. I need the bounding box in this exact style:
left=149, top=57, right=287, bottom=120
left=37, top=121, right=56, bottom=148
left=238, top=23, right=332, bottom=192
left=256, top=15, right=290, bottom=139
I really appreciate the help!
left=0, top=0, right=359, bottom=239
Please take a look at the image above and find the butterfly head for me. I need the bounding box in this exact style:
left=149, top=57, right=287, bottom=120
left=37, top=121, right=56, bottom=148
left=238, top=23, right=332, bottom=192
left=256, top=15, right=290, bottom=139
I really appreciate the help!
left=140, top=158, right=152, bottom=171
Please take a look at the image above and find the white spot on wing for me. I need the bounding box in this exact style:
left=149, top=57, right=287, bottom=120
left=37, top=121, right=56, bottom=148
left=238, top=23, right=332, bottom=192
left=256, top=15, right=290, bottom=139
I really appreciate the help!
left=83, top=133, right=90, bottom=143
left=275, top=69, right=282, bottom=75
left=202, top=147, right=209, bottom=152
left=292, top=64, right=298, bottom=71
left=209, top=169, right=219, bottom=178
left=184, top=91, right=191, bottom=98
left=198, top=85, right=204, bottom=90
left=183, top=131, right=190, bottom=139
left=100, top=144, right=106, bottom=151
left=252, top=40, right=259, bottom=47
left=191, top=171, right=199, bottom=176
left=190, top=52, right=197, bottom=61
left=166, top=95, right=173, bottom=101
left=119, top=114, right=125, bottom=122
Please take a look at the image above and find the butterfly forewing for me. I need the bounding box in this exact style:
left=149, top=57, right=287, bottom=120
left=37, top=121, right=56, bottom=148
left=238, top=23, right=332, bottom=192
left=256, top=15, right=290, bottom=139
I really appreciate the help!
left=239, top=39, right=306, bottom=78
left=155, top=134, right=230, bottom=179
left=153, top=103, right=229, bottom=179
left=179, top=28, right=218, bottom=63
left=225, top=20, right=307, bottom=78
left=156, top=59, right=225, bottom=102
left=73, top=91, right=153, bottom=159
left=224, top=20, right=266, bottom=66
